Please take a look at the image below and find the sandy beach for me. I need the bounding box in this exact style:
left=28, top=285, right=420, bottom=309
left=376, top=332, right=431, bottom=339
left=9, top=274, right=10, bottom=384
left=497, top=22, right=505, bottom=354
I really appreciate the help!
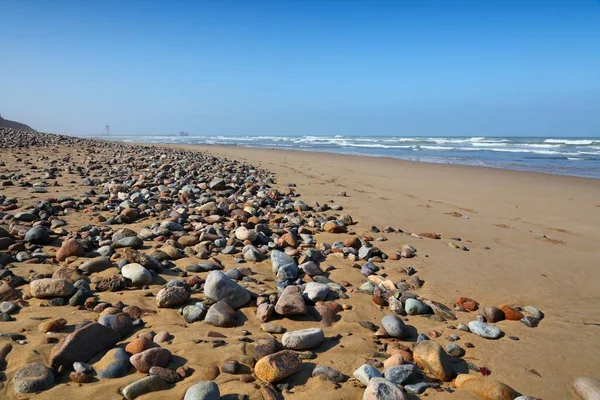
left=1, top=132, right=599, bottom=400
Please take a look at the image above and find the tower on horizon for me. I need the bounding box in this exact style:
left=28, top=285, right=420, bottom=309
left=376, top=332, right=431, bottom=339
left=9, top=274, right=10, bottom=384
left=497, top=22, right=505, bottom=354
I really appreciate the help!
left=104, top=124, right=110, bottom=136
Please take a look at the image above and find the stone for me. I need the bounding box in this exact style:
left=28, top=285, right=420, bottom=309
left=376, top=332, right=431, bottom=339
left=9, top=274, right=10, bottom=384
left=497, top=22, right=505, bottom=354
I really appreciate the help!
left=256, top=303, right=274, bottom=323
left=221, top=360, right=239, bottom=374
left=261, top=323, right=285, bottom=334
left=422, top=299, right=456, bottom=320
left=24, top=226, right=51, bottom=244
left=501, top=305, right=524, bottom=321
left=204, top=300, right=236, bottom=327
left=204, top=270, right=250, bottom=309
left=122, top=263, right=153, bottom=286
left=275, top=285, right=307, bottom=316
left=255, top=350, right=302, bottom=383
left=312, top=365, right=345, bottom=383
left=56, top=238, right=84, bottom=261
left=456, top=297, right=479, bottom=311
left=468, top=321, right=503, bottom=339
left=236, top=226, right=257, bottom=242
left=38, top=318, right=67, bottom=333
left=384, top=364, right=419, bottom=385
left=404, top=298, right=431, bottom=315
left=30, top=278, right=75, bottom=298
left=73, top=362, right=93, bottom=374
left=413, top=340, right=452, bottom=381
left=271, top=250, right=297, bottom=274
left=299, top=261, right=322, bottom=277
left=79, top=256, right=112, bottom=274
left=183, top=304, right=207, bottom=323
left=282, top=328, right=324, bottom=350
left=98, top=313, right=134, bottom=338
left=522, top=305, right=544, bottom=320
left=0, top=301, right=18, bottom=314
left=0, top=282, right=20, bottom=301
left=149, top=366, right=181, bottom=383
left=381, top=315, right=406, bottom=339
left=156, top=286, right=190, bottom=308
left=154, top=331, right=170, bottom=343
left=324, top=220, right=346, bottom=233
left=130, top=347, right=172, bottom=373
left=383, top=354, right=405, bottom=370
left=455, top=374, right=520, bottom=400
left=303, top=282, right=329, bottom=302
left=572, top=376, right=600, bottom=400
left=50, top=323, right=121, bottom=368
left=363, top=377, right=406, bottom=400
left=121, top=375, right=169, bottom=400
left=482, top=306, right=505, bottom=323
left=70, top=371, right=93, bottom=383
left=125, top=337, right=155, bottom=354
left=445, top=343, right=465, bottom=357
left=353, top=364, right=383, bottom=386
left=13, top=363, right=54, bottom=394
left=184, top=381, right=221, bottom=400
left=115, top=236, right=144, bottom=249
left=96, top=347, right=131, bottom=378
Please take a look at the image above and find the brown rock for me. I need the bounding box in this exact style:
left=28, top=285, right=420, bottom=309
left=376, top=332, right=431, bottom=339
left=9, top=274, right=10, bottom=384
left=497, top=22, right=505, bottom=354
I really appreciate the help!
left=254, top=350, right=302, bottom=383
left=38, top=318, right=67, bottom=333
left=52, top=267, right=85, bottom=283
left=0, top=282, right=20, bottom=301
left=149, top=366, right=181, bottom=383
left=30, top=278, right=75, bottom=298
left=50, top=323, right=120, bottom=369
left=500, top=305, right=524, bottom=321
left=56, top=239, right=84, bottom=261
left=383, top=354, right=405, bottom=369
left=70, top=371, right=92, bottom=383
left=419, top=232, right=441, bottom=239
left=130, top=348, right=172, bottom=373
left=324, top=221, right=346, bottom=233
left=456, top=297, right=479, bottom=311
left=274, top=286, right=306, bottom=316
left=413, top=340, right=452, bottom=381
left=454, top=374, right=520, bottom=399
left=125, top=337, right=155, bottom=354
left=482, top=306, right=506, bottom=323
left=198, top=364, right=220, bottom=380
left=343, top=237, right=361, bottom=249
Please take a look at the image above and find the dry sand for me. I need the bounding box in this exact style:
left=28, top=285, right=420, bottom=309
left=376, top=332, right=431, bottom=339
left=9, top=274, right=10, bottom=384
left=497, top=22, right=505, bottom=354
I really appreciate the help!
left=1, top=143, right=600, bottom=400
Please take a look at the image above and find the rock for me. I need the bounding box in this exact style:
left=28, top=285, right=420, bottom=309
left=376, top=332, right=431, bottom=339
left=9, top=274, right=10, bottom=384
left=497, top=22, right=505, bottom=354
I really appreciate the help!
left=363, top=377, right=406, bottom=400
left=299, top=261, right=322, bottom=277
left=468, top=321, right=503, bottom=339
left=115, top=236, right=144, bottom=249
left=183, top=304, right=208, bottom=323
left=521, top=316, right=539, bottom=328
left=456, top=297, right=479, bottom=311
left=184, top=381, right=221, bottom=400
left=0, top=282, right=20, bottom=301
left=522, top=305, right=544, bottom=320
left=38, top=318, right=67, bottom=333
left=482, top=306, right=505, bottom=323
left=126, top=337, right=155, bottom=354
left=149, top=366, right=181, bottom=383
left=70, top=371, right=93, bottom=383
left=121, top=375, right=169, bottom=400
left=236, top=226, right=257, bottom=242
left=204, top=271, right=250, bottom=308
left=256, top=303, right=274, bottom=323
left=455, top=374, right=520, bottom=400
left=156, top=286, right=190, bottom=308
left=78, top=256, right=112, bottom=274
left=130, top=347, right=172, bottom=373
left=445, top=343, right=465, bottom=357
left=404, top=298, right=431, bottom=315
left=254, top=350, right=302, bottom=383
left=353, top=364, right=383, bottom=386
left=30, top=278, right=75, bottom=298
left=73, top=362, right=93, bottom=374
left=13, top=363, right=54, bottom=394
left=96, top=347, right=131, bottom=378
left=122, top=263, right=153, bottom=286
left=303, top=282, right=329, bottom=302
left=154, top=331, right=170, bottom=343
left=422, top=299, right=457, bottom=320
left=261, top=323, right=285, bottom=334
left=413, top=340, right=452, bottom=381
left=381, top=315, right=406, bottom=339
left=98, top=313, right=134, bottom=338
left=312, top=365, right=345, bottom=383
left=271, top=250, right=297, bottom=274
left=275, top=285, right=307, bottom=316
left=282, top=328, right=324, bottom=350
left=24, top=226, right=51, bottom=244
left=324, top=220, right=346, bottom=233
left=384, top=364, right=419, bottom=385
left=500, top=305, right=524, bottom=321
left=204, top=300, right=236, bottom=327
left=572, top=377, right=600, bottom=400
left=56, top=238, right=84, bottom=261
left=221, top=360, right=239, bottom=374
left=50, top=323, right=121, bottom=368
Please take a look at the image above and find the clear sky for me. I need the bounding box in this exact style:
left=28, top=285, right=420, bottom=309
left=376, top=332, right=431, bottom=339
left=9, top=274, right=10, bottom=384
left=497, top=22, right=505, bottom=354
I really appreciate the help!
left=1, top=0, right=599, bottom=136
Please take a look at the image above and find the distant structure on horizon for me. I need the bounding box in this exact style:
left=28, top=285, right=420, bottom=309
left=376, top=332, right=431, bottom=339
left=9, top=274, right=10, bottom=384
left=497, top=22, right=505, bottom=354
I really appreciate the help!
left=176, top=131, right=189, bottom=137
left=104, top=124, right=110, bottom=136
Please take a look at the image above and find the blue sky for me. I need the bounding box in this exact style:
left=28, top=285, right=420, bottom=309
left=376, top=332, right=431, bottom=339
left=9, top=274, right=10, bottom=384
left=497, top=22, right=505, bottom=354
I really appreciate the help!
left=1, top=0, right=599, bottom=136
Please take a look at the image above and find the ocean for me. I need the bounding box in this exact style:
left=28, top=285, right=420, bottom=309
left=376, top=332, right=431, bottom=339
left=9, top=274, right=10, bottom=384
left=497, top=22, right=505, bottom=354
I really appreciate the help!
left=99, top=135, right=600, bottom=179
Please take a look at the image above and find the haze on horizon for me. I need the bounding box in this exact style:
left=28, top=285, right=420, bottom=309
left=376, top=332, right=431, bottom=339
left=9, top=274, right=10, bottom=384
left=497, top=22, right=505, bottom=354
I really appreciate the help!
left=1, top=0, right=599, bottom=137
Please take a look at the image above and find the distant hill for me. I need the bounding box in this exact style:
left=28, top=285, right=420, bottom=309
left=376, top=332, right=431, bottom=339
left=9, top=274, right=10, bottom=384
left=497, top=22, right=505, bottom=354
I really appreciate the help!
left=0, top=115, right=36, bottom=131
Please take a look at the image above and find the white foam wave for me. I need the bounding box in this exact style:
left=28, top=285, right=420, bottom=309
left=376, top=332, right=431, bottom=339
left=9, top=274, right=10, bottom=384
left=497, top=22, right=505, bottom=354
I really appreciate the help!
left=544, top=139, right=598, bottom=145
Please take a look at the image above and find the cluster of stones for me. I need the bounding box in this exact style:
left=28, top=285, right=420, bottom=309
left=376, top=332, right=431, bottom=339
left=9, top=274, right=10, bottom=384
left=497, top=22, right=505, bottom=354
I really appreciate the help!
left=0, top=128, right=597, bottom=400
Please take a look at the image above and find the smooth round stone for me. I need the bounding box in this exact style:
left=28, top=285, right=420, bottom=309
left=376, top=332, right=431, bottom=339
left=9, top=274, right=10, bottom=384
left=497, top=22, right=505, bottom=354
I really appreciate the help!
left=405, top=298, right=431, bottom=315
left=282, top=328, right=325, bottom=350
left=183, top=381, right=221, bottom=400
left=13, top=363, right=54, bottom=394
left=384, top=364, right=418, bottom=385
left=468, top=321, right=502, bottom=339
left=353, top=364, right=382, bottom=386
left=121, top=375, right=169, bottom=400
left=24, top=226, right=51, bottom=244
left=363, top=377, right=407, bottom=400
left=0, top=301, right=19, bottom=314
left=572, top=376, right=600, bottom=400
left=121, top=263, right=153, bottom=286
left=98, top=313, right=134, bottom=338
left=203, top=270, right=250, bottom=309
left=96, top=348, right=131, bottom=379
left=302, top=282, right=329, bottom=302
left=445, top=343, right=465, bottom=357
left=183, top=304, right=207, bottom=323
left=312, top=365, right=345, bottom=383
left=381, top=314, right=406, bottom=339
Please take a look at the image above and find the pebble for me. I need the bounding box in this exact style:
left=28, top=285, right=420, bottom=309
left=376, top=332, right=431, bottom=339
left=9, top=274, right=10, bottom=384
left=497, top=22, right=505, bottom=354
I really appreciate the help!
left=312, top=365, right=345, bottom=383
left=96, top=348, right=132, bottom=378
left=38, top=317, right=67, bottom=333
left=13, top=363, right=54, bottom=394
left=404, top=298, right=431, bottom=315
left=572, top=376, right=600, bottom=400
left=254, top=350, right=302, bottom=383
left=282, top=328, right=325, bottom=350
left=121, top=263, right=153, bottom=286
left=130, top=347, right=172, bottom=373
left=384, top=364, right=419, bottom=385
left=50, top=322, right=120, bottom=369
left=353, top=364, right=383, bottom=386
left=303, top=282, right=329, bottom=302
left=30, top=278, right=75, bottom=298
left=275, top=285, right=307, bottom=316
left=454, top=374, right=520, bottom=400
left=468, top=320, right=503, bottom=339
left=363, top=377, right=406, bottom=400
left=121, top=375, right=169, bottom=400
left=204, top=270, right=251, bottom=309
left=413, top=340, right=452, bottom=381
left=149, top=366, right=181, bottom=383
left=381, top=314, right=406, bottom=339
left=156, top=286, right=190, bottom=308
left=183, top=381, right=221, bottom=400
left=204, top=300, right=237, bottom=327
